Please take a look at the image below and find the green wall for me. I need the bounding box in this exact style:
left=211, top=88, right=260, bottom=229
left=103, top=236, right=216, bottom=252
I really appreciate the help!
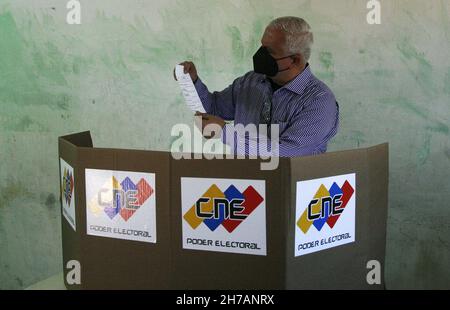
left=0, top=0, right=449, bottom=289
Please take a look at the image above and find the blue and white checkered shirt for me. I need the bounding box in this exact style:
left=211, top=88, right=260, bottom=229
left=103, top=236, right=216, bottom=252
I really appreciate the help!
left=194, top=64, right=339, bottom=157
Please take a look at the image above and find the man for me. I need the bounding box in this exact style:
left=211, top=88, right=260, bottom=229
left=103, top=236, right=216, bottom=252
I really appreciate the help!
left=176, top=16, right=339, bottom=157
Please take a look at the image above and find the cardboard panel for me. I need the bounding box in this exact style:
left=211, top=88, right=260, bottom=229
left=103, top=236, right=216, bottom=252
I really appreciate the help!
left=286, top=145, right=388, bottom=289
left=60, top=131, right=93, bottom=148
left=59, top=133, right=171, bottom=289
left=58, top=136, right=82, bottom=289
left=366, top=143, right=389, bottom=288
left=170, top=156, right=289, bottom=289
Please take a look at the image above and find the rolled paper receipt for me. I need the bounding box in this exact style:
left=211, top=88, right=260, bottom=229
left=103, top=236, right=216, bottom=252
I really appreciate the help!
left=175, top=64, right=206, bottom=113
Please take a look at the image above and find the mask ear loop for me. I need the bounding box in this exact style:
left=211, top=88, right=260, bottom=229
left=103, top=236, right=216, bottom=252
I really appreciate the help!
left=276, top=55, right=296, bottom=73
left=274, top=54, right=296, bottom=61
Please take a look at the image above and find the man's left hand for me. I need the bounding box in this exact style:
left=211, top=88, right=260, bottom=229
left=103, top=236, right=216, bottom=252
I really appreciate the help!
left=195, top=112, right=226, bottom=139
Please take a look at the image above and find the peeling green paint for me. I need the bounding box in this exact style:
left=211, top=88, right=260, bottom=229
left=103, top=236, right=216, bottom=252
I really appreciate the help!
left=417, top=132, right=432, bottom=165
left=397, top=38, right=432, bottom=70
left=396, top=38, right=434, bottom=94
left=44, top=193, right=56, bottom=209
left=19, top=116, right=34, bottom=130
left=444, top=69, right=450, bottom=94
left=349, top=130, right=366, bottom=148
left=226, top=26, right=245, bottom=63
left=426, top=122, right=450, bottom=135
left=380, top=97, right=429, bottom=120
left=317, top=51, right=335, bottom=81
left=0, top=11, right=75, bottom=115
left=319, top=51, right=333, bottom=69
left=371, top=69, right=395, bottom=78
left=0, top=181, right=33, bottom=208
left=445, top=149, right=450, bottom=160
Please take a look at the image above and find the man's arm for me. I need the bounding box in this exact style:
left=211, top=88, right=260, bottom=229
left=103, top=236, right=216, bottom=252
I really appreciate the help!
left=175, top=61, right=240, bottom=121
left=194, top=78, right=239, bottom=121
left=223, top=94, right=339, bottom=157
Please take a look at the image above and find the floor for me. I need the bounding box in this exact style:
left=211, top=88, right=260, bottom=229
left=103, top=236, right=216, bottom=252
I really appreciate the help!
left=25, top=272, right=66, bottom=290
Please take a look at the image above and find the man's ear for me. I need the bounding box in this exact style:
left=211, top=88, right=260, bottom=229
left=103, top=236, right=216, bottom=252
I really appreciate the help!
left=293, top=54, right=303, bottom=65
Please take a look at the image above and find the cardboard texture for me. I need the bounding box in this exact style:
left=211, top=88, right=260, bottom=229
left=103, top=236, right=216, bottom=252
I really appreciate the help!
left=58, top=131, right=388, bottom=289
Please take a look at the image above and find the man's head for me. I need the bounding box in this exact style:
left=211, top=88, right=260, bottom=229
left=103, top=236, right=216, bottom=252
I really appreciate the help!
left=257, top=16, right=314, bottom=85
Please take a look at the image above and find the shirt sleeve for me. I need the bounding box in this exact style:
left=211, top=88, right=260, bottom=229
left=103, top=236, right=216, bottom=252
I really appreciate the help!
left=222, top=93, right=339, bottom=157
left=194, top=77, right=241, bottom=121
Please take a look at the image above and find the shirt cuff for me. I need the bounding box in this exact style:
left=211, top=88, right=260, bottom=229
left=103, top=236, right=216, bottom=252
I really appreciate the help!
left=221, top=123, right=234, bottom=149
left=193, top=78, right=210, bottom=113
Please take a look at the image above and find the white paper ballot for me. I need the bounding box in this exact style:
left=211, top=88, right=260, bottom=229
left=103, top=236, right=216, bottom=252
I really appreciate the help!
left=175, top=65, right=206, bottom=113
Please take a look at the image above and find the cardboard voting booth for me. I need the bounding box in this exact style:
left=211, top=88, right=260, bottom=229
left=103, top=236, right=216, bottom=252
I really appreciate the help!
left=59, top=131, right=388, bottom=289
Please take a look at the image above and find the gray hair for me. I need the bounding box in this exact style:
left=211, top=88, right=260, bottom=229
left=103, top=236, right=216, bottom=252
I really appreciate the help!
left=267, top=16, right=314, bottom=61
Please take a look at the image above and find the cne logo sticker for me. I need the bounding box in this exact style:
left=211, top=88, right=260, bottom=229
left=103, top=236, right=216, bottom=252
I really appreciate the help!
left=96, top=176, right=153, bottom=221
left=181, top=178, right=266, bottom=256
left=62, top=168, right=74, bottom=207
left=183, top=184, right=263, bottom=233
left=295, top=173, right=356, bottom=257
left=60, top=158, right=76, bottom=231
left=86, top=169, right=157, bottom=243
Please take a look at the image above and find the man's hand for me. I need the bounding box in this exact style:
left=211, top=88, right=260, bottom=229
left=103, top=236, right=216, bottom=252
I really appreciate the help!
left=195, top=112, right=226, bottom=139
left=173, top=61, right=198, bottom=83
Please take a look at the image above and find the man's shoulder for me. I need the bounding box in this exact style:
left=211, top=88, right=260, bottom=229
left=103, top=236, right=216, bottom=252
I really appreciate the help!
left=234, top=71, right=265, bottom=84
left=304, top=74, right=336, bottom=105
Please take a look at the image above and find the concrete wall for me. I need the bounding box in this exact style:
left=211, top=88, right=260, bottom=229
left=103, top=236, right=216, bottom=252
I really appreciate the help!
left=0, top=0, right=449, bottom=289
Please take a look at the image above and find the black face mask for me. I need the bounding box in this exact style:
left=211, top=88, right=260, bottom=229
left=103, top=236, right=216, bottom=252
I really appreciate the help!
left=253, top=46, right=295, bottom=77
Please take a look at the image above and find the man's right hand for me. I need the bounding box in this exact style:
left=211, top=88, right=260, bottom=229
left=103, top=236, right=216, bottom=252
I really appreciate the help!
left=173, top=61, right=198, bottom=83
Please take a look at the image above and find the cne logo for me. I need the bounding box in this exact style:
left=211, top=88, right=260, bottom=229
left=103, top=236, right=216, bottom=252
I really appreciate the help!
left=297, top=181, right=354, bottom=234
left=183, top=184, right=264, bottom=233
left=62, top=168, right=74, bottom=206
left=90, top=176, right=154, bottom=221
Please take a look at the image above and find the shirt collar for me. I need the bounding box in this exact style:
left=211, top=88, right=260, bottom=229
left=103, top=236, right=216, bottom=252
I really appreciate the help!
left=264, top=63, right=312, bottom=95
left=282, top=63, right=312, bottom=95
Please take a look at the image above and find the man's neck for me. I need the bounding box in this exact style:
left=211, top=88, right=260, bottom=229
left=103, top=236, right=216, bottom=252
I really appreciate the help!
left=269, top=78, right=283, bottom=92
left=272, top=63, right=307, bottom=86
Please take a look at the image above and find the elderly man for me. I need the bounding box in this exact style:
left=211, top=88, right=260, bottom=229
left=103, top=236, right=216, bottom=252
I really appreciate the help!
left=177, top=16, right=339, bottom=157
